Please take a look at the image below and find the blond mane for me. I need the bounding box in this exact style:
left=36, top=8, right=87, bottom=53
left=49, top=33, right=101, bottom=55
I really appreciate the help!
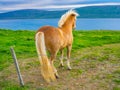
left=58, top=9, right=79, bottom=28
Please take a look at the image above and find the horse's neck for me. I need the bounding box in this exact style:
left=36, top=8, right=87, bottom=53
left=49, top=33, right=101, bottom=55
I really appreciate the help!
left=60, top=23, right=73, bottom=42
left=61, top=22, right=73, bottom=35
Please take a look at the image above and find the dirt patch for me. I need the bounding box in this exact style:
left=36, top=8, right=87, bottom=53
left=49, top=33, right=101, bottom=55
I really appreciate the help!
left=0, top=44, right=120, bottom=90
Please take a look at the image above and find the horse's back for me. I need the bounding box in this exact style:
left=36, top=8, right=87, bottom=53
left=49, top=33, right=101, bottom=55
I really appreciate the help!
left=37, top=26, right=64, bottom=53
left=37, top=26, right=54, bottom=33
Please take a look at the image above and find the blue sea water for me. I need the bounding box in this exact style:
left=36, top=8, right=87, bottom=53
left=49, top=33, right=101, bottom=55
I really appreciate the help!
left=0, top=18, right=120, bottom=30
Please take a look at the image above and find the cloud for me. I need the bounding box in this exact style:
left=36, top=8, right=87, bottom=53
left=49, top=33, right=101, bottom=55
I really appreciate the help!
left=0, top=0, right=120, bottom=13
left=33, top=3, right=120, bottom=9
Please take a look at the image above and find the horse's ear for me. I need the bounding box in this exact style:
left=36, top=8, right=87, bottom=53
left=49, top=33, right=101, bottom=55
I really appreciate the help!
left=71, top=14, right=75, bottom=16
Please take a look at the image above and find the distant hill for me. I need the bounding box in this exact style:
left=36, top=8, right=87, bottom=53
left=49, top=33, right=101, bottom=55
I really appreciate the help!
left=0, top=9, right=66, bottom=19
left=76, top=5, right=120, bottom=18
left=0, top=5, right=120, bottom=19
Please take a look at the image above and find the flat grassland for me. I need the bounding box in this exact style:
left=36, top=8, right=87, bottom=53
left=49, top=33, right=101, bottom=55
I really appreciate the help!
left=0, top=29, right=120, bottom=90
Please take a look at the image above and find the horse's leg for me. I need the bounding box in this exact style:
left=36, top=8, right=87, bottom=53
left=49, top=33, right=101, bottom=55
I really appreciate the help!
left=59, top=50, right=64, bottom=67
left=50, top=52, right=59, bottom=78
left=67, top=45, right=72, bottom=70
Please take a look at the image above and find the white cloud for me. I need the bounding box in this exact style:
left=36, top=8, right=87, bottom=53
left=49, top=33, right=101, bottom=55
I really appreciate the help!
left=0, top=1, right=120, bottom=12
left=34, top=3, right=120, bottom=9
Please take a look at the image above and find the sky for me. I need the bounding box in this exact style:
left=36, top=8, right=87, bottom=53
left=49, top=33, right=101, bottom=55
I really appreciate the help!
left=0, top=0, right=120, bottom=13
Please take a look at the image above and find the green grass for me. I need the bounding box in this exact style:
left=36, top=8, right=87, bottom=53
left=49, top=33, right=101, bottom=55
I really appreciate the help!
left=73, top=30, right=120, bottom=50
left=0, top=29, right=36, bottom=71
left=0, top=29, right=120, bottom=71
left=0, top=29, right=120, bottom=90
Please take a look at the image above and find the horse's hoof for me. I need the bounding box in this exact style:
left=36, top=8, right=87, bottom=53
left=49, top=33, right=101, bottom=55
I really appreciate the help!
left=59, top=64, right=64, bottom=68
left=67, top=67, right=72, bottom=70
left=54, top=73, right=59, bottom=79
left=56, top=75, right=59, bottom=79
left=55, top=74, right=59, bottom=79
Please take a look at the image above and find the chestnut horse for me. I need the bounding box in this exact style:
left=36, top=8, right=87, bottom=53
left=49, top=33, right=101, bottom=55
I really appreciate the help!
left=35, top=10, right=79, bottom=82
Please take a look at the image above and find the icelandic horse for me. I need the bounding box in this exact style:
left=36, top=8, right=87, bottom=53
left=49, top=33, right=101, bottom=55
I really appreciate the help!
left=35, top=10, right=79, bottom=82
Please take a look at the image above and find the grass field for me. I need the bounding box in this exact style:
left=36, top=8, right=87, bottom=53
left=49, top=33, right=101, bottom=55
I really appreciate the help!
left=0, top=29, right=120, bottom=90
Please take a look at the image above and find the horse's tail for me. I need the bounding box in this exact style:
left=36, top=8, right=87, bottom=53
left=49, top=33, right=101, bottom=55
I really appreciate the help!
left=35, top=32, right=56, bottom=82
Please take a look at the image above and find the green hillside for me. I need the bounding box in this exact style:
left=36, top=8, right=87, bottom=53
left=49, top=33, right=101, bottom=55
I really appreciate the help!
left=0, top=5, right=120, bottom=19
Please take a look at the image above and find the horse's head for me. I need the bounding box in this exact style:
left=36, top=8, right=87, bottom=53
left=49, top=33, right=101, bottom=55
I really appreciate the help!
left=58, top=10, right=79, bottom=30
left=71, top=14, right=77, bottom=30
